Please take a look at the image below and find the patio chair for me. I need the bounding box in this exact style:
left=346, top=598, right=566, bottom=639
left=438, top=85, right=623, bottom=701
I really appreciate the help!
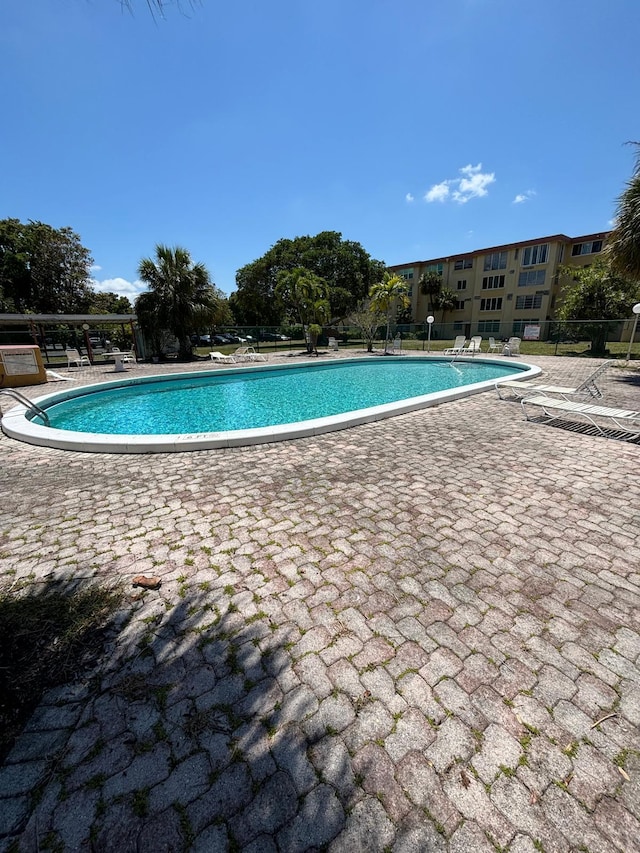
left=462, top=335, right=482, bottom=355
left=521, top=394, right=640, bottom=440
left=443, top=335, right=467, bottom=355
left=112, top=347, right=135, bottom=363
left=327, top=337, right=339, bottom=351
left=496, top=360, right=612, bottom=401
left=504, top=337, right=521, bottom=356
left=65, top=348, right=90, bottom=368
left=234, top=346, right=266, bottom=362
left=209, top=351, right=236, bottom=364
left=488, top=337, right=500, bottom=353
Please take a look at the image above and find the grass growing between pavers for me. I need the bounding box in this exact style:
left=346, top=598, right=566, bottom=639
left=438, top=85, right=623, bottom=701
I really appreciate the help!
left=0, top=578, right=124, bottom=763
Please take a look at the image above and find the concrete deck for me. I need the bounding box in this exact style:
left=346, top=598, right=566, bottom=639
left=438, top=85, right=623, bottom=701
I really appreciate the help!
left=1, top=353, right=639, bottom=852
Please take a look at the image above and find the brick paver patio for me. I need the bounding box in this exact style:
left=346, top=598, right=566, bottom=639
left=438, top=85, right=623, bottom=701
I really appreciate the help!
left=1, top=353, right=639, bottom=852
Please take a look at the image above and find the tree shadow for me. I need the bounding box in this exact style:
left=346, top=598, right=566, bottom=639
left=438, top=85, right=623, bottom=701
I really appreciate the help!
left=4, top=576, right=354, bottom=852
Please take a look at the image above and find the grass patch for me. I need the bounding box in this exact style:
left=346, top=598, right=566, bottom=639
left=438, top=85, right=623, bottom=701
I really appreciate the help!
left=0, top=578, right=124, bottom=763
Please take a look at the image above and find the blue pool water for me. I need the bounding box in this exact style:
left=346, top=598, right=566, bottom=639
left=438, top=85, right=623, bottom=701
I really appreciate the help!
left=42, top=358, right=525, bottom=436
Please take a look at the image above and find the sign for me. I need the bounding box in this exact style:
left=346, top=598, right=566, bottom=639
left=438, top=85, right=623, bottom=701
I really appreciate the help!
left=523, top=325, right=541, bottom=341
left=0, top=350, right=40, bottom=375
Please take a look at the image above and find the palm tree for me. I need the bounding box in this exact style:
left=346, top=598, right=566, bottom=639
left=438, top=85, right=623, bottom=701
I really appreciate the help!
left=433, top=287, right=458, bottom=325
left=369, top=273, right=409, bottom=354
left=275, top=267, right=330, bottom=354
left=608, top=143, right=640, bottom=280
left=136, top=245, right=220, bottom=360
left=419, top=270, right=442, bottom=315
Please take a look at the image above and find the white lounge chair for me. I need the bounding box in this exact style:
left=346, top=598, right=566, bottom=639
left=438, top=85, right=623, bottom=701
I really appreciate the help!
left=521, top=394, right=640, bottom=440
left=443, top=336, right=467, bottom=355
left=209, top=351, right=236, bottom=364
left=462, top=335, right=482, bottom=355
left=234, top=346, right=266, bottom=362
left=503, top=337, right=521, bottom=356
left=65, top=348, right=90, bottom=368
left=496, top=360, right=612, bottom=401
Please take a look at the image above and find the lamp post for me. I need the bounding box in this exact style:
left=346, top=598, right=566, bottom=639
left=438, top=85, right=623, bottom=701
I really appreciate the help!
left=625, top=303, right=640, bottom=363
left=426, top=315, right=435, bottom=353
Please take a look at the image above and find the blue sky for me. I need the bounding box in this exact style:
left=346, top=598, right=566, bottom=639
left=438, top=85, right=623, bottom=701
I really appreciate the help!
left=1, top=0, right=638, bottom=301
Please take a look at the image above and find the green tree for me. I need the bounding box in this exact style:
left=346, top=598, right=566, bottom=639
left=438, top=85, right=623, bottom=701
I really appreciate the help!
left=136, top=245, right=221, bottom=360
left=433, top=287, right=458, bottom=325
left=0, top=218, right=94, bottom=313
left=347, top=298, right=386, bottom=352
left=233, top=232, right=386, bottom=326
left=608, top=143, right=640, bottom=280
left=419, top=270, right=442, bottom=315
left=275, top=267, right=330, bottom=354
left=88, top=292, right=133, bottom=315
left=557, top=259, right=640, bottom=355
left=369, top=273, right=410, bottom=354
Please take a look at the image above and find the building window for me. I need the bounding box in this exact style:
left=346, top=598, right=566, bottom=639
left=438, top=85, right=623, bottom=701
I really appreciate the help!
left=478, top=320, right=501, bottom=333
left=480, top=297, right=503, bottom=311
left=454, top=300, right=465, bottom=310
left=515, top=294, right=543, bottom=310
left=425, top=263, right=444, bottom=275
left=457, top=280, right=467, bottom=290
left=571, top=240, right=603, bottom=256
left=484, top=251, right=507, bottom=271
left=518, top=270, right=546, bottom=287
left=521, top=243, right=549, bottom=266
left=482, top=275, right=505, bottom=290
left=454, top=258, right=473, bottom=270
left=407, top=286, right=413, bottom=297
left=453, top=321, right=463, bottom=331
left=398, top=268, right=414, bottom=280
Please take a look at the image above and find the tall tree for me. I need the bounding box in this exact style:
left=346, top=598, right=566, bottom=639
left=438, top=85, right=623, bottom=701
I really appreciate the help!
left=275, top=267, right=330, bottom=354
left=419, top=270, right=442, bottom=315
left=608, top=143, right=640, bottom=280
left=233, top=232, right=386, bottom=326
left=0, top=218, right=94, bottom=313
left=557, top=259, right=640, bottom=355
left=88, top=292, right=133, bottom=315
left=369, top=273, right=409, bottom=354
left=433, top=288, right=458, bottom=325
left=136, top=245, right=221, bottom=360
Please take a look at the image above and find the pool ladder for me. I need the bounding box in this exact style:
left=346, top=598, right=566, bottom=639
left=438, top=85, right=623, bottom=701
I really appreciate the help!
left=0, top=389, right=50, bottom=426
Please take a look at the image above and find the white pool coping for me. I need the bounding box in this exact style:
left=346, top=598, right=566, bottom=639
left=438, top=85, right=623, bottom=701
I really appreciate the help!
left=1, top=356, right=541, bottom=454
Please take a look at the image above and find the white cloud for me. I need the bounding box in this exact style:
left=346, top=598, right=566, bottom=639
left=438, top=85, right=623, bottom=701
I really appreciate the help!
left=425, top=163, right=495, bottom=204
left=91, top=277, right=147, bottom=299
left=513, top=189, right=536, bottom=204
left=405, top=192, right=415, bottom=203
left=90, top=264, right=102, bottom=272
left=424, top=181, right=451, bottom=203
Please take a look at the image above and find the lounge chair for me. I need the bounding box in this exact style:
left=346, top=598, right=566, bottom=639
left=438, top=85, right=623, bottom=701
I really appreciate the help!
left=327, top=337, right=339, bottom=351
left=234, top=346, right=266, bottom=362
left=65, top=348, right=90, bottom=368
left=443, top=335, right=467, bottom=355
left=521, top=394, right=640, bottom=440
left=462, top=335, right=482, bottom=355
left=503, top=337, right=521, bottom=356
left=209, top=351, right=236, bottom=364
left=496, top=360, right=612, bottom=401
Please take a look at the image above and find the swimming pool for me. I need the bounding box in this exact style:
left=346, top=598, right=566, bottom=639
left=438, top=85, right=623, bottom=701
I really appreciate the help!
left=2, top=356, right=540, bottom=453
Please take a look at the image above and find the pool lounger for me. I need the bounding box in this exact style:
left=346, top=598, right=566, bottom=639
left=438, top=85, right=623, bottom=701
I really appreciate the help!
left=521, top=394, right=640, bottom=439
left=496, top=360, right=611, bottom=400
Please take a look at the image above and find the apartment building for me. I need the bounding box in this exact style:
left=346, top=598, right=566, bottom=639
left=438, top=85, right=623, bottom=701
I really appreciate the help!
left=388, top=231, right=610, bottom=340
